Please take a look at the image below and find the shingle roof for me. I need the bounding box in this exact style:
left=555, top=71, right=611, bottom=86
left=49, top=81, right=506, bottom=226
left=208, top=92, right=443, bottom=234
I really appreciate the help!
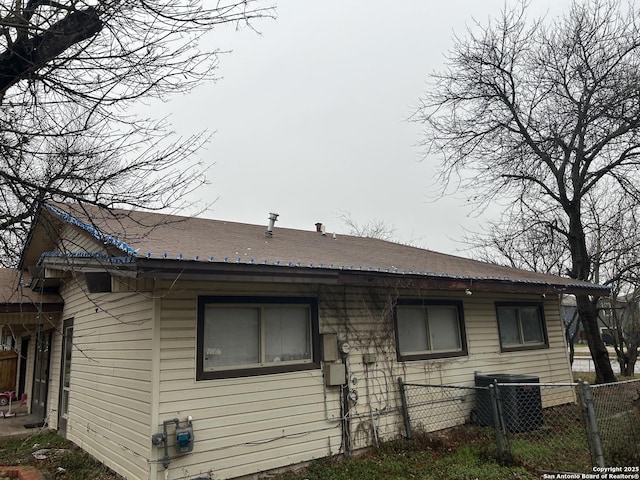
left=0, top=268, right=63, bottom=307
left=36, top=202, right=608, bottom=294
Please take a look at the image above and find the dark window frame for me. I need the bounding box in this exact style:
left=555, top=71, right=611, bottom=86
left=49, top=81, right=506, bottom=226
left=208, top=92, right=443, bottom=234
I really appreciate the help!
left=196, top=296, right=320, bottom=380
left=495, top=301, right=549, bottom=352
left=393, top=299, right=468, bottom=362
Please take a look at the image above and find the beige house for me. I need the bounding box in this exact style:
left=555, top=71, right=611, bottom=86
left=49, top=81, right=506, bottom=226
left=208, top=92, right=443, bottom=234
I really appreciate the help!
left=1, top=201, right=608, bottom=480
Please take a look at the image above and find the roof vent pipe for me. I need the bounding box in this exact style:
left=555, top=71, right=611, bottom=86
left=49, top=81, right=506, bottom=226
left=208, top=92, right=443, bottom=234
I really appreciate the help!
left=315, top=222, right=326, bottom=234
left=266, top=212, right=279, bottom=235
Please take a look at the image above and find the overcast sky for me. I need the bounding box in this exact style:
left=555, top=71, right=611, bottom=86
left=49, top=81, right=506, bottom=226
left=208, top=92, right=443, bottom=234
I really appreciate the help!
left=150, top=1, right=571, bottom=255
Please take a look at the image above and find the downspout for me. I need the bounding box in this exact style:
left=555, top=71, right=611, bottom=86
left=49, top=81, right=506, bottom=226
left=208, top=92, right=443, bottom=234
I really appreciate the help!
left=149, top=279, right=161, bottom=480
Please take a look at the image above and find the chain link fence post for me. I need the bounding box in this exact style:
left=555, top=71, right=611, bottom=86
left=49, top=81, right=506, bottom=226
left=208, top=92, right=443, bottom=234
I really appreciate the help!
left=577, top=380, right=605, bottom=468
left=489, top=383, right=511, bottom=462
left=397, top=377, right=412, bottom=440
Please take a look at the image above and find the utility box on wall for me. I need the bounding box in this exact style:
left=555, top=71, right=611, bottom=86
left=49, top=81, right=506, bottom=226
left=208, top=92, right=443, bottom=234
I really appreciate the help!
left=362, top=353, right=377, bottom=364
left=324, top=363, right=346, bottom=386
left=322, top=333, right=339, bottom=362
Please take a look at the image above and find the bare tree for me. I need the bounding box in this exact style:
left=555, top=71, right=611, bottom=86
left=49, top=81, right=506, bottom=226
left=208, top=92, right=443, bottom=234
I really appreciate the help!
left=599, top=204, right=640, bottom=375
left=339, top=212, right=397, bottom=241
left=414, top=0, right=640, bottom=383
left=603, top=290, right=640, bottom=376
left=469, top=188, right=640, bottom=374
left=0, top=1, right=273, bottom=265
left=467, top=203, right=569, bottom=277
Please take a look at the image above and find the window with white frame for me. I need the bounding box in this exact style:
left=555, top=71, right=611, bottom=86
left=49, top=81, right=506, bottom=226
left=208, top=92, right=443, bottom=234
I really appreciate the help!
left=395, top=300, right=467, bottom=361
left=197, top=296, right=319, bottom=380
left=496, top=303, right=548, bottom=351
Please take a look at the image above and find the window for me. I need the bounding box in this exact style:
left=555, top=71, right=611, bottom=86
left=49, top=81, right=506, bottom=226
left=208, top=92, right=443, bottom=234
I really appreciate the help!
left=394, top=300, right=467, bottom=361
left=197, top=296, right=320, bottom=380
left=84, top=272, right=111, bottom=293
left=496, top=302, right=548, bottom=351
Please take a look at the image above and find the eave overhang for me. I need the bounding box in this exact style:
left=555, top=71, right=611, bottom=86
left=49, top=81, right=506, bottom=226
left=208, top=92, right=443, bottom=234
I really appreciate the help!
left=337, top=271, right=610, bottom=296
left=36, top=254, right=611, bottom=296
left=0, top=302, right=63, bottom=314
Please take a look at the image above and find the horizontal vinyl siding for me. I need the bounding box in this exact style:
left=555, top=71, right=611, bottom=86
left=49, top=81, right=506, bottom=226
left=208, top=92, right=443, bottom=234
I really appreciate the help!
left=60, top=280, right=154, bottom=480
left=59, top=225, right=106, bottom=254
left=319, top=286, right=405, bottom=450
left=319, top=288, right=574, bottom=448
left=155, top=282, right=342, bottom=480
left=150, top=280, right=572, bottom=479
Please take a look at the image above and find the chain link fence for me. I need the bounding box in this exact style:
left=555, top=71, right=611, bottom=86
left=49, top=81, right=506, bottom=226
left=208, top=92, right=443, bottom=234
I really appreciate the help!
left=398, top=380, right=480, bottom=436
left=398, top=377, right=640, bottom=471
left=397, top=379, right=503, bottom=461
left=494, top=382, right=592, bottom=471
left=591, top=379, right=640, bottom=466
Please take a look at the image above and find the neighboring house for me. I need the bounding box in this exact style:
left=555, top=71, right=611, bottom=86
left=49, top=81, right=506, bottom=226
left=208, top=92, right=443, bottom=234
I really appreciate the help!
left=0, top=202, right=609, bottom=480
left=561, top=295, right=582, bottom=343
left=598, top=292, right=640, bottom=347
left=0, top=268, right=63, bottom=401
left=561, top=294, right=634, bottom=345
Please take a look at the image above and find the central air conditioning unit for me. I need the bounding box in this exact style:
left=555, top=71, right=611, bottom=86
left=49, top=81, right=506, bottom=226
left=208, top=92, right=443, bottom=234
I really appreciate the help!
left=474, top=373, right=543, bottom=432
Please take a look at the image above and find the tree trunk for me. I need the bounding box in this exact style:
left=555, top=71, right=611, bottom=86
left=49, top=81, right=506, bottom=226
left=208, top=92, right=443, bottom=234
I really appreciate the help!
left=566, top=203, right=617, bottom=384
left=568, top=337, right=575, bottom=365
left=623, top=346, right=638, bottom=377
left=576, top=294, right=617, bottom=383
left=618, top=355, right=627, bottom=376
left=566, top=309, right=579, bottom=366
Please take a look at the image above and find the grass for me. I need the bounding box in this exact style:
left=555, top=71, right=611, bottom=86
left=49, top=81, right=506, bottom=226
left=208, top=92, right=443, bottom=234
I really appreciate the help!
left=269, top=427, right=535, bottom=480
left=572, top=371, right=640, bottom=384
left=267, top=424, right=596, bottom=480
left=268, top=425, right=579, bottom=480
left=506, top=404, right=592, bottom=473
left=0, top=432, right=122, bottom=480
left=0, top=423, right=574, bottom=480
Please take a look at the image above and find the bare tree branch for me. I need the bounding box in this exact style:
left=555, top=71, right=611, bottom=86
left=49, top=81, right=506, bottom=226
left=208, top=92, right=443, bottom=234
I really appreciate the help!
left=339, top=212, right=397, bottom=241
left=0, top=0, right=275, bottom=265
left=415, top=0, right=640, bottom=383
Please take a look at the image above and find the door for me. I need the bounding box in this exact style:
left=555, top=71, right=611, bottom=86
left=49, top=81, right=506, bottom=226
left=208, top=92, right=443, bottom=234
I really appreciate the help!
left=31, top=331, right=52, bottom=420
left=58, top=320, right=73, bottom=436
left=0, top=350, right=18, bottom=392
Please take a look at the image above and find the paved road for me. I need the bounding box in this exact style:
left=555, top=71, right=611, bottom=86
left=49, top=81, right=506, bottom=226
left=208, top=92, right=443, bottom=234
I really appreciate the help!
left=572, top=356, right=640, bottom=374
